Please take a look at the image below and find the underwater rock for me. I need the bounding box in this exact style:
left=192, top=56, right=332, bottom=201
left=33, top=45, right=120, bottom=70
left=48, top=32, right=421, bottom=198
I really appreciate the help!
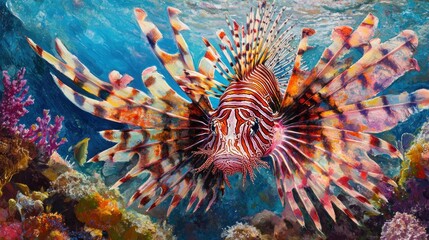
left=250, top=210, right=292, bottom=240
left=380, top=212, right=428, bottom=240
left=221, top=222, right=265, bottom=240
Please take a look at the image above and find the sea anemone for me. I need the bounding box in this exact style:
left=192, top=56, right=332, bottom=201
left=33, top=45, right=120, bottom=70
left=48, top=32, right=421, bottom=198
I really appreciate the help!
left=221, top=222, right=263, bottom=240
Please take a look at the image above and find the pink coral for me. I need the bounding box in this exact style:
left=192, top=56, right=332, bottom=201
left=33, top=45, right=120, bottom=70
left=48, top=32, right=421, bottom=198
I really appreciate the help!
left=0, top=222, right=23, bottom=240
left=0, top=68, right=34, bottom=135
left=21, top=109, right=67, bottom=159
left=0, top=68, right=66, bottom=160
left=381, top=212, right=428, bottom=240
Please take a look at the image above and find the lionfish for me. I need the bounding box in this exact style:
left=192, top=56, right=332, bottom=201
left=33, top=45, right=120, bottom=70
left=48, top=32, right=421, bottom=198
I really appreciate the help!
left=27, top=1, right=428, bottom=231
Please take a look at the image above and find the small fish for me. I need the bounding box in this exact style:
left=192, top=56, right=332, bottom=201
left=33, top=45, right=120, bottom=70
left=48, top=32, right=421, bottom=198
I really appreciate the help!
left=27, top=0, right=428, bottom=232
left=69, top=137, right=90, bottom=166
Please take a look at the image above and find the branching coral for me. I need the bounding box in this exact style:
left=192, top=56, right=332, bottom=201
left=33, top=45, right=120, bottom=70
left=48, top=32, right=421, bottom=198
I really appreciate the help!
left=0, top=68, right=66, bottom=163
left=380, top=212, right=428, bottom=240
left=21, top=109, right=67, bottom=163
left=0, top=68, right=34, bottom=135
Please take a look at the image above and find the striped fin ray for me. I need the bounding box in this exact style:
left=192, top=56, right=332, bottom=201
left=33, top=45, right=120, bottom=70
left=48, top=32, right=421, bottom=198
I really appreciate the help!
left=282, top=28, right=315, bottom=108
left=50, top=74, right=205, bottom=129
left=27, top=38, right=151, bottom=107
left=281, top=14, right=379, bottom=111
left=308, top=89, right=429, bottom=133
left=181, top=70, right=227, bottom=98
left=269, top=123, right=398, bottom=230
left=288, top=30, right=419, bottom=123
left=316, top=30, right=419, bottom=109
left=134, top=8, right=213, bottom=111
left=127, top=155, right=224, bottom=216
left=89, top=129, right=193, bottom=163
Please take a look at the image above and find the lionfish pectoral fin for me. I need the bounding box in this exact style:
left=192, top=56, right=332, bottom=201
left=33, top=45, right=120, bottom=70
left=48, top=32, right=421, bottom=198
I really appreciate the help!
left=315, top=89, right=429, bottom=133
left=134, top=8, right=213, bottom=112
left=281, top=28, right=315, bottom=108
left=27, top=37, right=152, bottom=107
left=281, top=13, right=379, bottom=112
left=269, top=124, right=398, bottom=230
left=316, top=30, right=419, bottom=108
left=274, top=13, right=425, bottom=230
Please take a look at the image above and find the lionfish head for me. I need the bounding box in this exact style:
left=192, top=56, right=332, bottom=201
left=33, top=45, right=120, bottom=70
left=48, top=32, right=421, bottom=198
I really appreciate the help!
left=196, top=109, right=274, bottom=182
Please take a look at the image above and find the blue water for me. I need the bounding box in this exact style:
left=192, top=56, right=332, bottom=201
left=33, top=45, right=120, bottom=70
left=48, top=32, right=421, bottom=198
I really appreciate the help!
left=1, top=0, right=429, bottom=239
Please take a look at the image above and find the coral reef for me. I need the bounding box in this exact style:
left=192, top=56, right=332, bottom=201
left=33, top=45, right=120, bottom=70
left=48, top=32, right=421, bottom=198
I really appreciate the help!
left=380, top=212, right=428, bottom=240
left=0, top=68, right=66, bottom=195
left=221, top=222, right=264, bottom=240
left=0, top=68, right=66, bottom=164
left=74, top=192, right=122, bottom=230
left=389, top=178, right=429, bottom=230
left=0, top=221, right=22, bottom=240
left=12, top=191, right=48, bottom=219
left=47, top=167, right=175, bottom=239
left=49, top=170, right=111, bottom=201
left=22, top=213, right=69, bottom=240
left=21, top=109, right=67, bottom=164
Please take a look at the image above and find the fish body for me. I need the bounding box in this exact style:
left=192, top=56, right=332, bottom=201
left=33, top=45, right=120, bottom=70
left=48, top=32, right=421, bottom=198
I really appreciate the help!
left=70, top=137, right=90, bottom=166
left=27, top=1, right=429, bottom=231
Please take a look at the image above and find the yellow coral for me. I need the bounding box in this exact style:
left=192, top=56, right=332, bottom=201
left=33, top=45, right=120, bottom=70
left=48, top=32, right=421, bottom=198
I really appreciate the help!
left=74, top=192, right=122, bottom=230
left=0, top=132, right=33, bottom=196
left=399, top=140, right=429, bottom=187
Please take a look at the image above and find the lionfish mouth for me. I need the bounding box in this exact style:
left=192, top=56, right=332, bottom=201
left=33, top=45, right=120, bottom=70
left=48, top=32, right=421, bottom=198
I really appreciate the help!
left=212, top=155, right=246, bottom=176
left=195, top=149, right=268, bottom=185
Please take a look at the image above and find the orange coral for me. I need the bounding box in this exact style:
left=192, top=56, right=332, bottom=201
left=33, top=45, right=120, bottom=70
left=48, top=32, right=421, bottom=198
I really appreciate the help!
left=74, top=192, right=122, bottom=230
left=22, top=213, right=69, bottom=240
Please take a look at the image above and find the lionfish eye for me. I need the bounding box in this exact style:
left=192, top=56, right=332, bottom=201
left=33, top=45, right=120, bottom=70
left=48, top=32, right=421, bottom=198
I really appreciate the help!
left=250, top=118, right=259, bottom=135
left=210, top=121, right=216, bottom=133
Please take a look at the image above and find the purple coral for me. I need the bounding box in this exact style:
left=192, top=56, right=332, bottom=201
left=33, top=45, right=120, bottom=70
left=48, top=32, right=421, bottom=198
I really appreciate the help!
left=381, top=212, right=428, bottom=240
left=0, top=68, right=34, bottom=135
left=21, top=110, right=67, bottom=160
left=0, top=68, right=66, bottom=160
